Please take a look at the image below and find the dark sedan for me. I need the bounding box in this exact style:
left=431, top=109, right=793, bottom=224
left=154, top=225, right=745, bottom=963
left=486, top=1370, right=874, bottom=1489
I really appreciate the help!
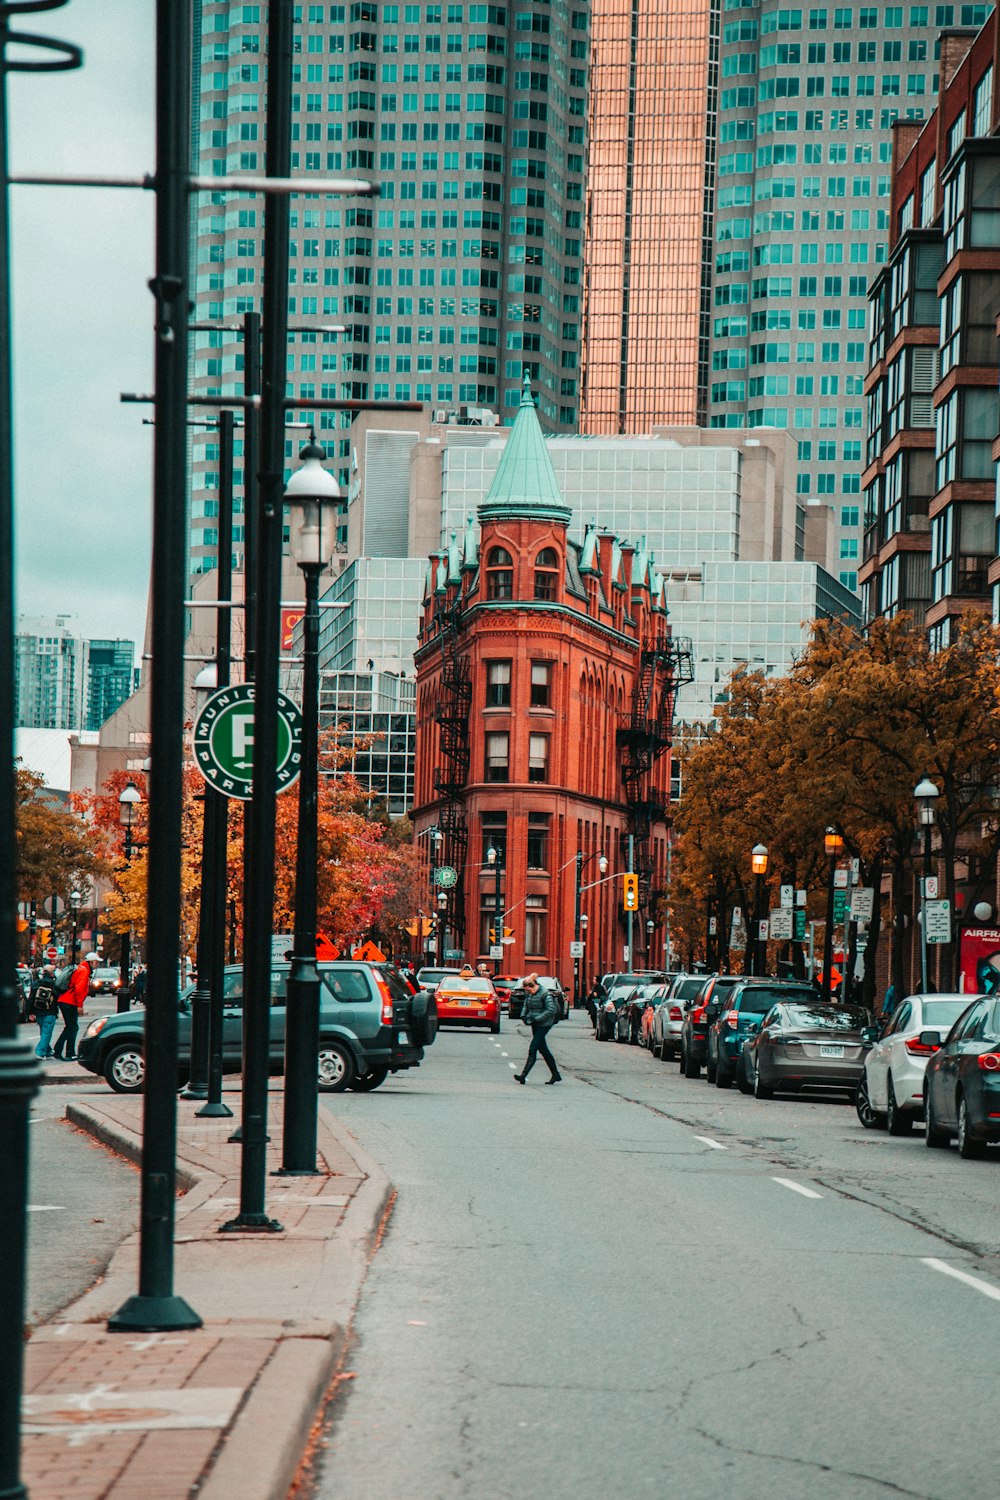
left=616, top=983, right=660, bottom=1044
left=924, top=994, right=1000, bottom=1158
left=742, top=1000, right=872, bottom=1099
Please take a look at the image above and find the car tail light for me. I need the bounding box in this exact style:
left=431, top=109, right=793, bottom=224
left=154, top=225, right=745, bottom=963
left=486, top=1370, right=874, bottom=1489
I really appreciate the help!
left=977, top=1052, right=1000, bottom=1071
left=905, top=1036, right=940, bottom=1056
left=669, top=1006, right=682, bottom=1021
left=692, top=1005, right=707, bottom=1024
left=726, top=1010, right=739, bottom=1029
left=375, top=975, right=394, bottom=1026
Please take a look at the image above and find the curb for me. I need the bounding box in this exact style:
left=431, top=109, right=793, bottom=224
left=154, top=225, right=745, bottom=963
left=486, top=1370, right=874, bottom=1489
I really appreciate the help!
left=65, top=1101, right=200, bottom=1193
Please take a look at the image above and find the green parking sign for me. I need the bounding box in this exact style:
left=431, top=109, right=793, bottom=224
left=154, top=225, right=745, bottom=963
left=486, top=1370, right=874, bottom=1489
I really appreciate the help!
left=193, top=683, right=302, bottom=800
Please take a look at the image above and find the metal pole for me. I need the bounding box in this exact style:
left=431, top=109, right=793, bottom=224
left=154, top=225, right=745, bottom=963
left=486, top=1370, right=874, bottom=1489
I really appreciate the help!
left=494, top=856, right=502, bottom=976
left=573, top=851, right=582, bottom=1005
left=242, top=311, right=260, bottom=679
left=222, top=0, right=293, bottom=1233
left=752, top=874, right=763, bottom=977
left=627, top=835, right=634, bottom=974
left=920, top=824, right=930, bottom=993
left=822, top=858, right=836, bottom=1004
left=281, top=562, right=323, bottom=1173
left=71, top=909, right=79, bottom=967
left=109, top=0, right=200, bottom=1333
left=120, top=822, right=132, bottom=995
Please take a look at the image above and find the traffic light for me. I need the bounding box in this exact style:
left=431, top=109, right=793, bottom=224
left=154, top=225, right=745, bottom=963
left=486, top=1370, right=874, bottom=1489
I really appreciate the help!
left=623, top=874, right=638, bottom=911
left=488, top=926, right=498, bottom=943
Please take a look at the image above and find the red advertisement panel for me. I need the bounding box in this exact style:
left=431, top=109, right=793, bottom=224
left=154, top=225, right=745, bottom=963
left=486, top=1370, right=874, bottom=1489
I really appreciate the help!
left=280, top=607, right=304, bottom=651
left=958, top=926, right=1000, bottom=996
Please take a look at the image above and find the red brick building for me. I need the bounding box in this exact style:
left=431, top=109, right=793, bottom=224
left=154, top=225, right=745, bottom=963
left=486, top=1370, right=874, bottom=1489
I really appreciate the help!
left=413, top=377, right=690, bottom=992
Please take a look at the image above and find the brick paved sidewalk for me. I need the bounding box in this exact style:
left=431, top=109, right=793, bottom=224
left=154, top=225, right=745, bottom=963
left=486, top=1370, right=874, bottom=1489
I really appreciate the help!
left=21, top=1092, right=391, bottom=1500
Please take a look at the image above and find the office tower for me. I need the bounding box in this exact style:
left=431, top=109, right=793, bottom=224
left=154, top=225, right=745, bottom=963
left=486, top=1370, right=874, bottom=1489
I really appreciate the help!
left=189, top=0, right=590, bottom=575
left=580, top=0, right=717, bottom=432
left=13, top=618, right=136, bottom=732
left=85, top=640, right=139, bottom=732
left=705, top=0, right=968, bottom=592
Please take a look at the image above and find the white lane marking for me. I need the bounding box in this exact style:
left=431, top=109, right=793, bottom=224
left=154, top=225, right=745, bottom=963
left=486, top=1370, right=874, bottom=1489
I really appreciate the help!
left=494, top=1043, right=502, bottom=1048
left=922, top=1257, right=1000, bottom=1303
left=28, top=1205, right=66, bottom=1213
left=508, top=1062, right=517, bottom=1070
left=500, top=1052, right=508, bottom=1058
left=694, top=1136, right=727, bottom=1150
left=772, top=1177, right=822, bottom=1200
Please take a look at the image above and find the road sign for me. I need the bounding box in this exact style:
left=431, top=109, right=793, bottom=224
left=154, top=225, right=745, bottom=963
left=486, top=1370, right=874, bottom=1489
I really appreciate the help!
left=794, top=908, right=806, bottom=940
left=769, top=908, right=793, bottom=940
left=833, top=890, right=848, bottom=922
left=757, top=919, right=769, bottom=942
left=434, top=865, right=458, bottom=888
left=833, top=868, right=848, bottom=889
left=569, top=940, right=585, bottom=958
left=489, top=944, right=504, bottom=960
left=425, top=937, right=437, bottom=953
left=193, top=683, right=302, bottom=800
left=502, top=936, right=515, bottom=945
left=444, top=948, right=464, bottom=961
left=45, top=945, right=58, bottom=962
left=708, top=916, right=718, bottom=935
left=622, top=945, right=630, bottom=963
left=923, top=875, right=938, bottom=900
left=925, top=899, right=952, bottom=945
left=780, top=885, right=794, bottom=909
left=850, top=887, right=874, bottom=922
left=796, top=888, right=807, bottom=907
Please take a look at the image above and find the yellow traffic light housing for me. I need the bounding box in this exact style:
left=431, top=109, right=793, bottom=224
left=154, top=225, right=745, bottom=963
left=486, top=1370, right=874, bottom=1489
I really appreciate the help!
left=623, top=874, right=638, bottom=911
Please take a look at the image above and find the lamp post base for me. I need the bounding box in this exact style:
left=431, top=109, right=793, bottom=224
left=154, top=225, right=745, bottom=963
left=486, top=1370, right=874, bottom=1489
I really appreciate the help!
left=218, top=1214, right=284, bottom=1234
left=107, top=1294, right=203, bottom=1334
left=178, top=1083, right=208, bottom=1100
left=195, top=1099, right=233, bottom=1118
left=273, top=1166, right=323, bottom=1177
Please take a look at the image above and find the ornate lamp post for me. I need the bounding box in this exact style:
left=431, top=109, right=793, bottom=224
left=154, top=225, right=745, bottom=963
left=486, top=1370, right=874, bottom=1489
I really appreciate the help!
left=281, top=437, right=340, bottom=1174
left=750, top=843, right=769, bottom=977
left=822, top=828, right=845, bottom=1001
left=914, top=777, right=940, bottom=994
left=486, top=844, right=502, bottom=973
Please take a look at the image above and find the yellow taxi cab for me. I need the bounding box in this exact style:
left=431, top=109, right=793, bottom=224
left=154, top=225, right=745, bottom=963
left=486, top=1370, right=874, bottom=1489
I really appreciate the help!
left=434, top=966, right=501, bottom=1033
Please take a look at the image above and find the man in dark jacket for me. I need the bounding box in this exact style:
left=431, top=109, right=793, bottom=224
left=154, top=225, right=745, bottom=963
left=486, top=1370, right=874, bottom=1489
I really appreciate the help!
left=514, top=974, right=561, bottom=1085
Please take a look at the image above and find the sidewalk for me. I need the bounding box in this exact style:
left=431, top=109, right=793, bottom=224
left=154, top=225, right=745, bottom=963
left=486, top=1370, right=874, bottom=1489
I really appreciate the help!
left=21, top=1089, right=392, bottom=1500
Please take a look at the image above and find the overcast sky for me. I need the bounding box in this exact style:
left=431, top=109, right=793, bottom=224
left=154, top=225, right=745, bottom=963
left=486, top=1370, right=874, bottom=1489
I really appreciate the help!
left=11, top=3, right=155, bottom=657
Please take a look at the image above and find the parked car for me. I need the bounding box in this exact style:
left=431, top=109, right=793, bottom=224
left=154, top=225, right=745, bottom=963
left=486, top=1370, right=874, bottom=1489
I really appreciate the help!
left=415, top=966, right=460, bottom=993
left=434, top=972, right=501, bottom=1033
left=651, top=974, right=704, bottom=1060
left=923, top=993, right=1000, bottom=1157
left=709, top=981, right=815, bottom=1089
left=677, top=974, right=737, bottom=1078
left=595, top=978, right=640, bottom=1041
left=89, top=966, right=123, bottom=996
left=77, top=961, right=436, bottom=1094
left=509, top=974, right=566, bottom=1021
left=616, top=983, right=660, bottom=1044
left=856, top=992, right=974, bottom=1133
left=742, top=999, right=872, bottom=1099
left=492, top=975, right=518, bottom=1010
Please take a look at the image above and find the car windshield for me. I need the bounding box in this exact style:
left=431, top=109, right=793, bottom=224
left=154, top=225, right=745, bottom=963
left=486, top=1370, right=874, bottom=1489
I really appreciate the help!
left=673, top=978, right=705, bottom=1000
left=781, top=1005, right=868, bottom=1030
left=920, top=999, right=969, bottom=1029
left=417, top=969, right=457, bottom=985
left=440, top=977, right=492, bottom=994
left=736, top=987, right=812, bottom=1013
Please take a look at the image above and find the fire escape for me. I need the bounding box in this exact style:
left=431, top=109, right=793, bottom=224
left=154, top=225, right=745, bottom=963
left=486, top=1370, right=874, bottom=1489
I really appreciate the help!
left=432, top=597, right=471, bottom=952
left=616, top=634, right=693, bottom=913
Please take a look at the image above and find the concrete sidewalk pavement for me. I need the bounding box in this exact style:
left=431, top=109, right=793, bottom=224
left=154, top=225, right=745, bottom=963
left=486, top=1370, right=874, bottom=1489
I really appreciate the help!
left=21, top=1091, right=391, bottom=1500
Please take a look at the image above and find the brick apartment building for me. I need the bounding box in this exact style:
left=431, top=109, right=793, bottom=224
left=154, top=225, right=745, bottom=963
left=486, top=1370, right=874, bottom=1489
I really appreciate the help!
left=413, top=377, right=691, bottom=990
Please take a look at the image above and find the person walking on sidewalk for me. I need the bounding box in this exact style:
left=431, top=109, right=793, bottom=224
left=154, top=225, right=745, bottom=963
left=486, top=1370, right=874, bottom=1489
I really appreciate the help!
left=28, top=965, right=60, bottom=1058
left=514, top=973, right=561, bottom=1085
left=53, top=951, right=97, bottom=1061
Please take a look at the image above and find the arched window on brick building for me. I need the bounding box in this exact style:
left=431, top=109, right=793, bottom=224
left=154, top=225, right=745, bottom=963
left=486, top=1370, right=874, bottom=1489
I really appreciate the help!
left=534, top=546, right=559, bottom=601
left=486, top=546, right=513, bottom=599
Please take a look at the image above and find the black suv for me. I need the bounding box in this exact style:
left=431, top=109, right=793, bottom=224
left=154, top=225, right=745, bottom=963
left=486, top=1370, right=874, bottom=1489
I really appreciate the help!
left=77, top=961, right=437, bottom=1094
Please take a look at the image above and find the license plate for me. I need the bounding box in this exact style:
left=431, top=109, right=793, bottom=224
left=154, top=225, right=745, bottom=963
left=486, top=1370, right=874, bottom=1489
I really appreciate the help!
left=819, top=1044, right=844, bottom=1057
left=398, top=1030, right=409, bottom=1044
left=458, top=999, right=472, bottom=1007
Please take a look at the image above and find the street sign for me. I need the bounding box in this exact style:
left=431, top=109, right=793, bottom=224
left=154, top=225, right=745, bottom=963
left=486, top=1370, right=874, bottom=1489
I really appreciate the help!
left=45, top=945, right=58, bottom=962
left=192, top=683, right=302, bottom=800
left=502, top=936, right=515, bottom=945
left=434, top=865, right=458, bottom=888
left=833, top=868, right=848, bottom=888
left=780, top=885, right=794, bottom=909
left=794, top=908, right=806, bottom=940
left=796, top=888, right=807, bottom=907
left=444, top=948, right=464, bottom=961
left=757, top=919, right=769, bottom=942
left=489, top=944, right=504, bottom=960
left=569, top=940, right=585, bottom=958
left=708, top=916, right=718, bottom=935
left=426, top=937, right=437, bottom=953
left=925, top=899, right=952, bottom=945
left=923, top=875, right=938, bottom=900
left=833, top=890, right=848, bottom=922
left=622, top=945, right=630, bottom=963
left=769, top=908, right=793, bottom=940
left=850, top=887, right=874, bottom=922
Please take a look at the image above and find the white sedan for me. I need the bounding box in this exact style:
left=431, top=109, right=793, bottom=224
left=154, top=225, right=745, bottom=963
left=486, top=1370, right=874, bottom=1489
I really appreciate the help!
left=856, top=992, right=975, bottom=1134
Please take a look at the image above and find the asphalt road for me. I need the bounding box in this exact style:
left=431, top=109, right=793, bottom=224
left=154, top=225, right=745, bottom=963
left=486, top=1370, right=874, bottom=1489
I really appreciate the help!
left=313, top=1011, right=1000, bottom=1500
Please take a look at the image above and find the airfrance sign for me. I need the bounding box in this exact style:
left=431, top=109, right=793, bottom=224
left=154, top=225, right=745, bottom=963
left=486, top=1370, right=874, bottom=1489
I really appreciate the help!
left=193, top=683, right=302, bottom=800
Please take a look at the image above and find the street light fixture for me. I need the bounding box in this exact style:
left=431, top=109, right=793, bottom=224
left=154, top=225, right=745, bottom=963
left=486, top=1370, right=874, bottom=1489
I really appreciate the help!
left=821, top=827, right=844, bottom=1001
left=486, top=844, right=502, bottom=974
left=914, top=776, right=940, bottom=994
left=750, top=844, right=768, bottom=977
left=281, top=436, right=341, bottom=1175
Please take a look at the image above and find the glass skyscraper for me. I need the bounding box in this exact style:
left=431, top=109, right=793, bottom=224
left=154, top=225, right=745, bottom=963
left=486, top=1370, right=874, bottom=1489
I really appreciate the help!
left=190, top=0, right=590, bottom=574
left=705, top=0, right=989, bottom=590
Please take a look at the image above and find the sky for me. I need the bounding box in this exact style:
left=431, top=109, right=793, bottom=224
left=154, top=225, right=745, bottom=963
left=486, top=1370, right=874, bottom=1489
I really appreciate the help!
left=11, top=3, right=155, bottom=657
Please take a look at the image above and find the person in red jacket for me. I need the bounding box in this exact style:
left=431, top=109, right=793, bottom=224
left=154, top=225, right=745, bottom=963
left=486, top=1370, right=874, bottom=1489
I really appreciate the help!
left=53, top=951, right=98, bottom=1062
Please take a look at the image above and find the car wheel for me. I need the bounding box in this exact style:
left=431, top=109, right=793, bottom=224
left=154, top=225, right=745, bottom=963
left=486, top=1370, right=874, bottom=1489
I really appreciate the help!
left=957, top=1094, right=986, bottom=1159
left=677, top=1043, right=686, bottom=1073
left=684, top=1048, right=700, bottom=1079
left=886, top=1075, right=912, bottom=1136
left=409, top=989, right=438, bottom=1047
left=349, top=1066, right=389, bottom=1092
left=317, top=1041, right=355, bottom=1093
left=736, top=1055, right=753, bottom=1094
left=715, top=1062, right=731, bottom=1090
left=705, top=1054, right=717, bottom=1084
left=754, top=1063, right=773, bottom=1100
left=663, top=1044, right=675, bottom=1061
left=104, top=1043, right=145, bottom=1094
left=924, top=1088, right=949, bottom=1148
left=490, top=1018, right=501, bottom=1034
left=855, top=1072, right=884, bottom=1131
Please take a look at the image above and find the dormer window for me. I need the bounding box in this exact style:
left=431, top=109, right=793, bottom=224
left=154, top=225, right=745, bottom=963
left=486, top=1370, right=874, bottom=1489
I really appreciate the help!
left=534, top=547, right=559, bottom=601
left=486, top=546, right=513, bottom=600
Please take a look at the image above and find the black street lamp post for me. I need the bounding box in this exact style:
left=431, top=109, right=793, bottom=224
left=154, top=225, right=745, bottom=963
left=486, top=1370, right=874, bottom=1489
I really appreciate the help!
left=486, top=845, right=502, bottom=974
left=914, top=777, right=940, bottom=994
left=750, top=843, right=768, bottom=977
left=574, top=851, right=608, bottom=1006
left=281, top=438, right=341, bottom=1175
left=821, top=828, right=844, bottom=1002
left=118, top=781, right=141, bottom=1003
left=69, top=888, right=82, bottom=967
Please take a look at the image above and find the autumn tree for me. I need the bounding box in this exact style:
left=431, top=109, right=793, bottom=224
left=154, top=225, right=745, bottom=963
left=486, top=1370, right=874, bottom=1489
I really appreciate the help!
left=16, top=764, right=108, bottom=906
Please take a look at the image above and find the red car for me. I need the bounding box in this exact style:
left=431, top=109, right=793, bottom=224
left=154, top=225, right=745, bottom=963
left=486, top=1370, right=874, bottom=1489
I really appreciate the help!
left=434, top=973, right=501, bottom=1033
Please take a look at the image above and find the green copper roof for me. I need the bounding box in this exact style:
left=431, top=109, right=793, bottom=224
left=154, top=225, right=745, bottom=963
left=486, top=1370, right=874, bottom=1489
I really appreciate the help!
left=462, top=513, right=479, bottom=570
left=478, top=374, right=572, bottom=526
left=579, top=522, right=599, bottom=576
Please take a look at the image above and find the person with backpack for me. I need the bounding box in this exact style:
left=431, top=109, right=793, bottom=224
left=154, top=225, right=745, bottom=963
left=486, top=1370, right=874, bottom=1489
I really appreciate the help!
left=28, top=965, right=60, bottom=1058
left=514, top=973, right=562, bottom=1085
left=52, top=951, right=98, bottom=1062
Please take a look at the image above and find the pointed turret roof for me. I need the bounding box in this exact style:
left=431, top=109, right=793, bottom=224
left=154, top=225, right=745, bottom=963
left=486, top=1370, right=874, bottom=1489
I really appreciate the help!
left=478, top=374, right=572, bottom=526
